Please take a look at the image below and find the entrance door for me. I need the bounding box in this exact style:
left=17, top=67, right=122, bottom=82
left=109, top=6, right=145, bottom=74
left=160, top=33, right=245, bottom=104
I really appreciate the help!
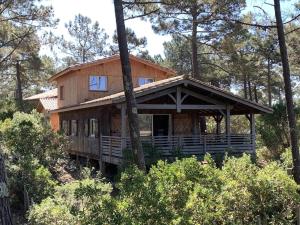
left=153, top=115, right=169, bottom=136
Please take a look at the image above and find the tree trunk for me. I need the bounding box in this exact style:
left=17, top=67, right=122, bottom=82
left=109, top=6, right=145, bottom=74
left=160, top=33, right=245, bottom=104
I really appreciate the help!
left=243, top=73, right=248, bottom=99
left=16, top=61, right=24, bottom=112
left=274, top=0, right=300, bottom=184
left=254, top=85, right=258, bottom=103
left=114, top=0, right=146, bottom=171
left=191, top=13, right=199, bottom=78
left=0, top=154, right=13, bottom=225
left=247, top=75, right=253, bottom=101
left=267, top=57, right=272, bottom=107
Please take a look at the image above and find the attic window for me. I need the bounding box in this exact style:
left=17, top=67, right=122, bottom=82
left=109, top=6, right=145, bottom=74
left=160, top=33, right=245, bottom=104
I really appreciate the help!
left=59, top=86, right=64, bottom=100
left=89, top=75, right=107, bottom=91
left=138, top=77, right=153, bottom=86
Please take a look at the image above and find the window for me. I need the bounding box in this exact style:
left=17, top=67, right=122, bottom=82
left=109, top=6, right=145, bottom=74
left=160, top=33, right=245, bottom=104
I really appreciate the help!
left=89, top=118, right=98, bottom=137
left=61, top=120, right=70, bottom=135
left=138, top=77, right=154, bottom=86
left=139, top=114, right=153, bottom=136
left=59, top=86, right=64, bottom=100
left=71, top=120, right=78, bottom=136
left=84, top=119, right=89, bottom=137
left=89, top=76, right=107, bottom=91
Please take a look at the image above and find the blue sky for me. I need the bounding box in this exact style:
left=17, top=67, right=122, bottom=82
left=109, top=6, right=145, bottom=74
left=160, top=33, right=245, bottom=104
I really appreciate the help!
left=42, top=0, right=298, bottom=57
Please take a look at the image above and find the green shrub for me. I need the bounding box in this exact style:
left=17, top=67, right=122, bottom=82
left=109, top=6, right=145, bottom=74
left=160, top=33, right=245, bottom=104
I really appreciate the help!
left=28, top=178, right=113, bottom=225
left=28, top=155, right=300, bottom=224
left=0, top=111, right=68, bottom=210
left=0, top=110, right=67, bottom=167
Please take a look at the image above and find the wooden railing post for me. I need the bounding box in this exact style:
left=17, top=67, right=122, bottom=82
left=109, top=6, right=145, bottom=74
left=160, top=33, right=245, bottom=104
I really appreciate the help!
left=226, top=105, right=231, bottom=148
left=203, top=135, right=206, bottom=154
left=109, top=137, right=112, bottom=163
left=250, top=113, right=256, bottom=153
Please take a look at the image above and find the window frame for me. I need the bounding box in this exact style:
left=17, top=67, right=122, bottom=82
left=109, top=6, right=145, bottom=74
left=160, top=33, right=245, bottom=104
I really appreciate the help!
left=89, top=75, right=108, bottom=92
left=84, top=119, right=89, bottom=137
left=89, top=118, right=99, bottom=138
left=59, top=85, right=64, bottom=100
left=138, top=77, right=154, bottom=86
left=61, top=120, right=70, bottom=136
left=71, top=120, right=78, bottom=136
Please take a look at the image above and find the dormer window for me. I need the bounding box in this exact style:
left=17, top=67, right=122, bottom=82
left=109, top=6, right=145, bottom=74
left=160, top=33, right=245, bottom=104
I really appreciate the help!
left=89, top=75, right=107, bottom=91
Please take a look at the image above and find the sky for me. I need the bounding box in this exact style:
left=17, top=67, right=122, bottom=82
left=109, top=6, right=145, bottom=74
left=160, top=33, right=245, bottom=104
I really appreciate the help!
left=42, top=0, right=298, bottom=57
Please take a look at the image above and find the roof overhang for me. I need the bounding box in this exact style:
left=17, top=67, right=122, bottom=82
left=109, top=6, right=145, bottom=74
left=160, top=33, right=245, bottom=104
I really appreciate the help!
left=51, top=75, right=273, bottom=114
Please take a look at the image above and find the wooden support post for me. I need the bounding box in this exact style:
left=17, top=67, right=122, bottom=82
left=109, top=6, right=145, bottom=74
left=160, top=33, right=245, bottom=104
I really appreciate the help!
left=98, top=134, right=105, bottom=174
left=250, top=113, right=256, bottom=153
left=121, top=104, right=126, bottom=151
left=203, top=135, right=207, bottom=154
left=213, top=115, right=223, bottom=135
left=176, top=86, right=181, bottom=113
left=225, top=105, right=231, bottom=146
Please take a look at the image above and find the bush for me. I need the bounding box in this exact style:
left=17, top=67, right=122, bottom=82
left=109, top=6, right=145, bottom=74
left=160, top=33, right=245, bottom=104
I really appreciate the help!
left=28, top=178, right=113, bottom=225
left=0, top=110, right=67, bottom=166
left=0, top=111, right=68, bottom=210
left=28, top=155, right=300, bottom=224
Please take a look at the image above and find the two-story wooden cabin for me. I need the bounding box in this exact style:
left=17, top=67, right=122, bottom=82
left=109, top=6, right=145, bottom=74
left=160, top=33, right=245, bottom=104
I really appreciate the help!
left=27, top=55, right=272, bottom=169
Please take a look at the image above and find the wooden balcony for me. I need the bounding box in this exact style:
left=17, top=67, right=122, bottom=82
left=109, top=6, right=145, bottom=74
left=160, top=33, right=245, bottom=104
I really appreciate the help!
left=101, top=134, right=255, bottom=165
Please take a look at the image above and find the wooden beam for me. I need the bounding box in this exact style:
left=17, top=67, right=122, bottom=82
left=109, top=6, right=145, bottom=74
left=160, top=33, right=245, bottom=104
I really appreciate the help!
left=137, top=104, right=227, bottom=110
left=137, top=104, right=176, bottom=110
left=176, top=86, right=181, bottom=113
left=168, top=93, right=176, bottom=103
left=136, top=88, right=176, bottom=103
left=184, top=80, right=273, bottom=114
left=181, top=87, right=223, bottom=105
left=180, top=94, right=189, bottom=104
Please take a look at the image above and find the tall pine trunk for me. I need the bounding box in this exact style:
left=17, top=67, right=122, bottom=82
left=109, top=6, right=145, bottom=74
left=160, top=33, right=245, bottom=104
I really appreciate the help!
left=191, top=12, right=199, bottom=78
left=0, top=154, right=13, bottom=225
left=267, top=57, right=272, bottom=107
left=274, top=0, right=300, bottom=184
left=16, top=61, right=24, bottom=112
left=114, top=0, right=146, bottom=171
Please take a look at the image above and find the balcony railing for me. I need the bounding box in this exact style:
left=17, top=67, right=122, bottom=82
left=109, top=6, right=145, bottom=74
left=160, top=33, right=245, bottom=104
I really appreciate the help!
left=101, top=134, right=255, bottom=163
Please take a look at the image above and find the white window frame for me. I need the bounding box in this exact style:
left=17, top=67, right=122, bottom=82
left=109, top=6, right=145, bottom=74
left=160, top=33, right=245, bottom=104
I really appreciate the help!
left=89, top=118, right=98, bottom=138
left=89, top=75, right=108, bottom=91
left=138, top=77, right=154, bottom=86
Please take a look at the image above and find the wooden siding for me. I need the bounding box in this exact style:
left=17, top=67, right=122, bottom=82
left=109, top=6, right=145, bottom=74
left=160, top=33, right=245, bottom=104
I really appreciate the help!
left=50, top=112, right=59, bottom=131
left=56, top=58, right=171, bottom=108
left=59, top=107, right=112, bottom=159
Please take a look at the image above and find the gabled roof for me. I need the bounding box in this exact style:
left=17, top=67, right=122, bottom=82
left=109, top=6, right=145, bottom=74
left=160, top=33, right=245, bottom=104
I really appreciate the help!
left=25, top=89, right=58, bottom=111
left=49, top=54, right=176, bottom=82
left=39, top=98, right=58, bottom=111
left=52, top=75, right=273, bottom=114
left=24, top=88, right=57, bottom=100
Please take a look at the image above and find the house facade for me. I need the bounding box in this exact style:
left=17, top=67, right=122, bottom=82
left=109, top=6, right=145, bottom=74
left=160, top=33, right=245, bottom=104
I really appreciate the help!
left=27, top=55, right=273, bottom=168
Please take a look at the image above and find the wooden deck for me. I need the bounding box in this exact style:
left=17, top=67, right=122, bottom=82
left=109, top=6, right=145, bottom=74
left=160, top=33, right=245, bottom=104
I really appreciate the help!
left=101, top=134, right=255, bottom=165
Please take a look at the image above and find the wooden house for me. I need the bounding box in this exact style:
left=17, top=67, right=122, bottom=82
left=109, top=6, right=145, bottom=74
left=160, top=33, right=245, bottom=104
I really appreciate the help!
left=27, top=54, right=272, bottom=168
left=25, top=88, right=60, bottom=131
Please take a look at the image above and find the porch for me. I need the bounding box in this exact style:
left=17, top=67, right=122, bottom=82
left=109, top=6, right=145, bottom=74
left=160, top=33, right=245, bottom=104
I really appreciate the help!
left=101, top=134, right=255, bottom=165
left=59, top=75, right=272, bottom=167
